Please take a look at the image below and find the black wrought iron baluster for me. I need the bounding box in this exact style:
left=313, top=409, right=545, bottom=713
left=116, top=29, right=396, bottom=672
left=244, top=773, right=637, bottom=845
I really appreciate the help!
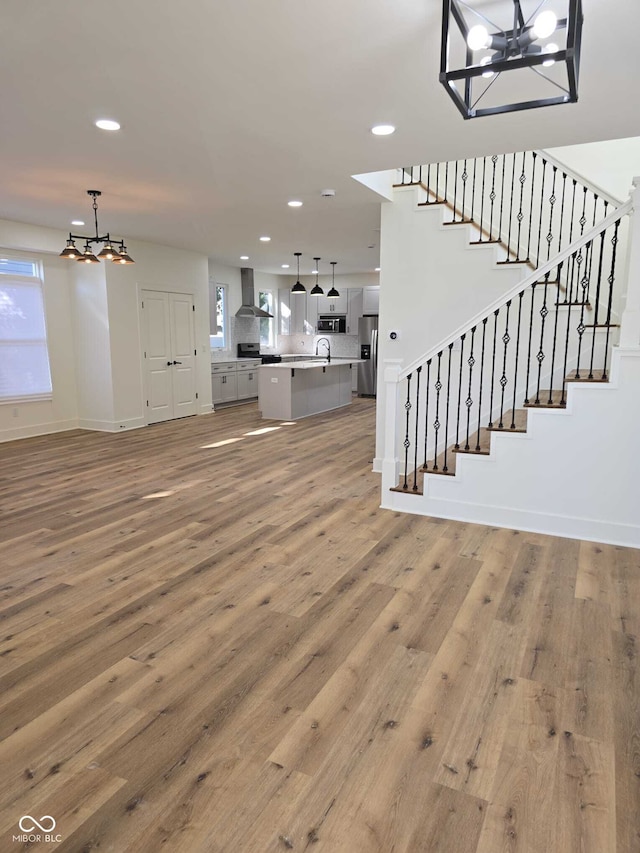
left=418, top=165, right=423, bottom=185
left=546, top=166, right=557, bottom=262
left=560, top=251, right=578, bottom=405
left=426, top=163, right=432, bottom=201
left=422, top=359, right=431, bottom=469
left=498, top=154, right=506, bottom=245
left=479, top=156, right=487, bottom=242
left=433, top=353, right=442, bottom=470
left=524, top=282, right=538, bottom=405
left=547, top=262, right=564, bottom=404
left=461, top=160, right=468, bottom=222
left=602, top=220, right=621, bottom=380
left=475, top=319, right=487, bottom=451
left=452, top=160, right=459, bottom=222
left=535, top=275, right=550, bottom=405
left=489, top=155, right=498, bottom=241
left=535, top=158, right=548, bottom=267
left=565, top=180, right=578, bottom=302
left=515, top=151, right=526, bottom=261
left=574, top=240, right=593, bottom=379
left=436, top=162, right=441, bottom=202
left=591, top=194, right=599, bottom=228
left=465, top=326, right=476, bottom=449
left=506, top=152, right=517, bottom=260
left=444, top=161, right=450, bottom=204
left=510, top=292, right=524, bottom=428
left=588, top=229, right=607, bottom=377
left=402, top=374, right=412, bottom=489
left=455, top=334, right=465, bottom=449
left=556, top=172, right=568, bottom=260
left=488, top=310, right=499, bottom=427
left=413, top=366, right=421, bottom=491
left=443, top=343, right=453, bottom=472
left=471, top=158, right=477, bottom=223
left=498, top=301, right=511, bottom=428
left=526, top=152, right=538, bottom=262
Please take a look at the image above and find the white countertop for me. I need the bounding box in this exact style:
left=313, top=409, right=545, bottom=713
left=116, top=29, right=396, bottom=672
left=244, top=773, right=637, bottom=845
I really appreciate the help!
left=261, top=358, right=364, bottom=370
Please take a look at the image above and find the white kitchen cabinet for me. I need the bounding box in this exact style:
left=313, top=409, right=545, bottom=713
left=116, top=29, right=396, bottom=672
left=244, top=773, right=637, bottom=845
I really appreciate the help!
left=363, top=286, right=379, bottom=315
left=316, top=293, right=348, bottom=315
left=278, top=288, right=291, bottom=336
left=290, top=291, right=307, bottom=334
left=307, top=294, right=319, bottom=333
left=212, top=371, right=238, bottom=404
left=237, top=367, right=258, bottom=399
left=347, top=288, right=363, bottom=334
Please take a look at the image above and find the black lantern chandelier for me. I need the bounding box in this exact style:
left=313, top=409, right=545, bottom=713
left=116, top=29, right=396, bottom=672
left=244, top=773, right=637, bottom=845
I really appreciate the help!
left=440, top=0, right=583, bottom=119
left=59, top=190, right=135, bottom=264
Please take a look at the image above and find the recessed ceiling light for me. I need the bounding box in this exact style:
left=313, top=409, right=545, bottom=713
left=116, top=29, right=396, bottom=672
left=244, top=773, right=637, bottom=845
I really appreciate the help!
left=95, top=119, right=121, bottom=131
left=71, top=220, right=85, bottom=226
left=375, top=267, right=381, bottom=272
left=288, top=200, right=303, bottom=208
left=281, top=264, right=290, bottom=269
left=240, top=255, right=249, bottom=260
left=311, top=269, right=318, bottom=275
left=371, top=124, right=395, bottom=136
left=259, top=236, right=271, bottom=242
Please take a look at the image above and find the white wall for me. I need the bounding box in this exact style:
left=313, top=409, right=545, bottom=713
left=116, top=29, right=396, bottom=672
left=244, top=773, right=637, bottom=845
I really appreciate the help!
left=385, top=349, right=640, bottom=549
left=546, top=137, right=640, bottom=203
left=374, top=185, right=526, bottom=466
left=0, top=217, right=210, bottom=441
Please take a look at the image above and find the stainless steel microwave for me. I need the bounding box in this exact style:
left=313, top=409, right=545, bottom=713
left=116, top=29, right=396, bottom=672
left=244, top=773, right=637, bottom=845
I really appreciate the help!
left=317, top=314, right=346, bottom=333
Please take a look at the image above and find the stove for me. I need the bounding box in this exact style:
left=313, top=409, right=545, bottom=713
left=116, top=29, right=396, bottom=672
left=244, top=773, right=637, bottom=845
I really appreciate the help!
left=237, top=343, right=282, bottom=364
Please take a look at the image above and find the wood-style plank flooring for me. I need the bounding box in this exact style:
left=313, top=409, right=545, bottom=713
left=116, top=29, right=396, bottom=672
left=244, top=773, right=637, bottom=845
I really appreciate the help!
left=0, top=398, right=638, bottom=852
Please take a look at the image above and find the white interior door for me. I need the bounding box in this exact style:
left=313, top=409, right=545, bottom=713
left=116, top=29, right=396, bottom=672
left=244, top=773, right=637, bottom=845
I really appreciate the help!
left=142, top=290, right=197, bottom=424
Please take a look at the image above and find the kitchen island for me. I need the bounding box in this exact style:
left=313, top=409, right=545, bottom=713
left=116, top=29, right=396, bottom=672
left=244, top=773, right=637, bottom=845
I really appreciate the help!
left=258, top=358, right=363, bottom=420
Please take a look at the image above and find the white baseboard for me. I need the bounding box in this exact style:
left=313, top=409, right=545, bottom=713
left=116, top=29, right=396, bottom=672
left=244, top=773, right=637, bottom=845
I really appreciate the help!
left=77, top=417, right=146, bottom=432
left=382, top=491, right=640, bottom=550
left=372, top=456, right=383, bottom=474
left=0, top=419, right=78, bottom=443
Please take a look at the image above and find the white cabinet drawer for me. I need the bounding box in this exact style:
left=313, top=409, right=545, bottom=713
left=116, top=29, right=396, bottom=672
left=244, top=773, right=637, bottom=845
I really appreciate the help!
left=237, top=360, right=260, bottom=371
left=211, top=362, right=237, bottom=374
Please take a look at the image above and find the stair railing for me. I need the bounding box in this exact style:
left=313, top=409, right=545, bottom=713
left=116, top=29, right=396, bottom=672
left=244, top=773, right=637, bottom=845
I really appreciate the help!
left=398, top=151, right=621, bottom=282
left=387, top=199, right=631, bottom=494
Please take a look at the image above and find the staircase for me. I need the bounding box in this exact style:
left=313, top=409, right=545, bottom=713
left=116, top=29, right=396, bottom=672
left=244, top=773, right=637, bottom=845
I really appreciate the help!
left=379, top=150, right=640, bottom=548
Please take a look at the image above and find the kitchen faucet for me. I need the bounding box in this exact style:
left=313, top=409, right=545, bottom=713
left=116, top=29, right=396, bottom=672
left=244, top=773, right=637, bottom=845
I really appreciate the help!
left=315, top=337, right=331, bottom=362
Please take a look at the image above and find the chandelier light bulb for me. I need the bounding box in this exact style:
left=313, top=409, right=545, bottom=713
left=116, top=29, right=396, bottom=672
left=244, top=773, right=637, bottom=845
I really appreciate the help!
left=480, top=56, right=495, bottom=78
left=543, top=43, right=559, bottom=67
left=467, top=25, right=489, bottom=51
left=533, top=10, right=557, bottom=39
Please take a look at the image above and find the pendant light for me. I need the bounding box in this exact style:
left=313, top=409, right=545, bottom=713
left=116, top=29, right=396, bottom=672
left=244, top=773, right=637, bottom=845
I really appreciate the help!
left=310, top=257, right=323, bottom=295
left=59, top=190, right=134, bottom=265
left=327, top=261, right=340, bottom=298
left=291, top=252, right=305, bottom=294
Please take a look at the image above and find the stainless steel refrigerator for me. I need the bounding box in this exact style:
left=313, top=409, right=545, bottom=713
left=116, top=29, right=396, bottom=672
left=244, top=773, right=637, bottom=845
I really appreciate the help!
left=357, top=315, right=379, bottom=397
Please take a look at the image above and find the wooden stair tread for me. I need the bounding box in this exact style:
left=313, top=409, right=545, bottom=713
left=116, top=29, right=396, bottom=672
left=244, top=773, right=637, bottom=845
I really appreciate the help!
left=487, top=408, right=528, bottom=432
left=524, top=390, right=567, bottom=408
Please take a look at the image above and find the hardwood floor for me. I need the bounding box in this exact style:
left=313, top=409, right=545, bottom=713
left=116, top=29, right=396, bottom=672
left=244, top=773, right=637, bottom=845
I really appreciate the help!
left=0, top=398, right=638, bottom=852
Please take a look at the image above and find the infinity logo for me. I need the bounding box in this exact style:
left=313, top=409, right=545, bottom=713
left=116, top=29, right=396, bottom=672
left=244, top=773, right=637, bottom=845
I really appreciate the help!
left=19, top=815, right=56, bottom=833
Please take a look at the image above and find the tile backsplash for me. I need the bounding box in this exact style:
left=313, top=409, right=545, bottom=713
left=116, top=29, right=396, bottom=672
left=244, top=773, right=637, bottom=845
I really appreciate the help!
left=211, top=322, right=359, bottom=361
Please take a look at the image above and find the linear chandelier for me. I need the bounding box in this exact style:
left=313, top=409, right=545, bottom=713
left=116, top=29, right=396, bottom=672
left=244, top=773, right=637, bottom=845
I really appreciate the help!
left=59, top=190, right=135, bottom=264
left=440, top=0, right=583, bottom=119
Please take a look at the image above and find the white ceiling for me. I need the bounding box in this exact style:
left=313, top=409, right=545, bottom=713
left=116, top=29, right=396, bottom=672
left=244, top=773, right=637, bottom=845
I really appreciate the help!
left=1, top=0, right=639, bottom=275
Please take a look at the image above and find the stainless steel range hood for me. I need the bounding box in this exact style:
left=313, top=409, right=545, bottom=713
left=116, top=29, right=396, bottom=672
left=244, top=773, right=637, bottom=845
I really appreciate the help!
left=235, top=268, right=273, bottom=318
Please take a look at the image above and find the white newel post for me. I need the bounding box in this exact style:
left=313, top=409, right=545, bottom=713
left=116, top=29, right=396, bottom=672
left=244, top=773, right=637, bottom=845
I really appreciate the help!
left=381, top=359, right=403, bottom=492
left=619, top=177, right=640, bottom=348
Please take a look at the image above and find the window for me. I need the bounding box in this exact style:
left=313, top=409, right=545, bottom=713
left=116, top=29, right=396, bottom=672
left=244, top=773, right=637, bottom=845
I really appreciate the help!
left=259, top=290, right=275, bottom=348
left=0, top=255, right=52, bottom=401
left=210, top=283, right=227, bottom=349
